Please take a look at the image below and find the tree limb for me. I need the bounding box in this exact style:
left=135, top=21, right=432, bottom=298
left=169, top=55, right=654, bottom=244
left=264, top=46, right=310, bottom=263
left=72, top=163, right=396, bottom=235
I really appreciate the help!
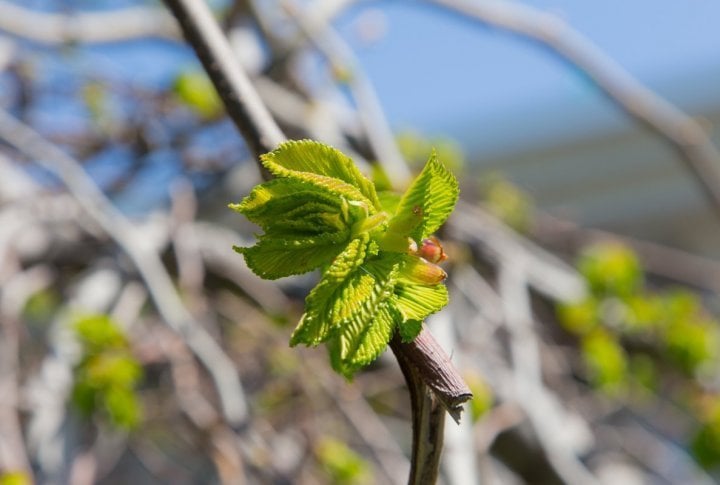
left=0, top=2, right=179, bottom=44
left=429, top=0, right=720, bottom=219
left=162, top=0, right=284, bottom=160
left=0, top=108, right=249, bottom=427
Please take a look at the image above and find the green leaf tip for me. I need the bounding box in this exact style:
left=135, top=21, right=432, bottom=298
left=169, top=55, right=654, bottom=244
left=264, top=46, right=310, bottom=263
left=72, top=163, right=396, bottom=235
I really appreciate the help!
left=386, top=150, right=459, bottom=244
left=261, top=140, right=381, bottom=211
left=231, top=142, right=458, bottom=376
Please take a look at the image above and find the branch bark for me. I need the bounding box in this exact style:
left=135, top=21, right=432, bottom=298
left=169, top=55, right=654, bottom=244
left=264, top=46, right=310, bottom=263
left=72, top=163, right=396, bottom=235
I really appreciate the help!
left=391, top=334, right=447, bottom=485
left=162, top=0, right=284, bottom=161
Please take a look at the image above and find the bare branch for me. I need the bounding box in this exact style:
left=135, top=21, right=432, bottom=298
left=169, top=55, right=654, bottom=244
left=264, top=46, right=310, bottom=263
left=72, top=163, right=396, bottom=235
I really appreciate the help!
left=162, top=0, right=284, bottom=160
left=498, top=260, right=599, bottom=485
left=0, top=2, right=179, bottom=44
left=449, top=201, right=586, bottom=303
left=0, top=108, right=248, bottom=427
left=0, top=266, right=51, bottom=480
left=283, top=0, right=412, bottom=186
left=391, top=335, right=447, bottom=485
left=430, top=0, right=720, bottom=218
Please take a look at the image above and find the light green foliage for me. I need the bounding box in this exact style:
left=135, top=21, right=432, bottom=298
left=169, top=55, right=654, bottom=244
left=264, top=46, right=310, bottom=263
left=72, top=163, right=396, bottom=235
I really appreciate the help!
left=396, top=130, right=465, bottom=172
left=231, top=140, right=458, bottom=377
left=464, top=372, right=494, bottom=421
left=624, top=294, right=664, bottom=332
left=691, top=398, right=720, bottom=469
left=0, top=472, right=30, bottom=485
left=581, top=329, right=627, bottom=392
left=82, top=82, right=111, bottom=130
left=665, top=318, right=719, bottom=375
left=173, top=69, right=223, bottom=118
left=629, top=354, right=656, bottom=392
left=23, top=288, right=60, bottom=325
left=557, top=297, right=599, bottom=335
left=481, top=174, right=534, bottom=233
left=557, top=241, right=720, bottom=467
left=692, top=421, right=720, bottom=469
left=72, top=314, right=143, bottom=429
left=578, top=243, right=642, bottom=297
left=388, top=151, right=459, bottom=243
left=315, top=436, right=373, bottom=485
left=559, top=243, right=720, bottom=385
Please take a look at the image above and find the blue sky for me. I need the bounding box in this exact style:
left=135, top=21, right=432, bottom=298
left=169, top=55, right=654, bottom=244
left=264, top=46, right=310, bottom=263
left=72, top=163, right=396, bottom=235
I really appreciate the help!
left=336, top=0, right=720, bottom=157
left=12, top=0, right=720, bottom=214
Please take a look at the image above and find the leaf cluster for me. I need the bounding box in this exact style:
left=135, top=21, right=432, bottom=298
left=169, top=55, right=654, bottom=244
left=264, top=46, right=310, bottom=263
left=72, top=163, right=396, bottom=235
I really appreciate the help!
left=72, top=313, right=143, bottom=430
left=315, top=436, right=373, bottom=485
left=231, top=140, right=459, bottom=376
left=557, top=242, right=720, bottom=467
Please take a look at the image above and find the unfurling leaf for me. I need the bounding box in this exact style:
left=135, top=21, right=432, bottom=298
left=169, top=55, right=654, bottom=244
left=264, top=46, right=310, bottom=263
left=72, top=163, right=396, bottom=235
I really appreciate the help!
left=386, top=150, right=459, bottom=243
left=231, top=140, right=458, bottom=376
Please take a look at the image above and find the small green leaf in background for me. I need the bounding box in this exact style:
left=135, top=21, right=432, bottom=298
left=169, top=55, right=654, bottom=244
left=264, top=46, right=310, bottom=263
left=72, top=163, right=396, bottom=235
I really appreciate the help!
left=0, top=472, right=30, bottom=485
left=396, top=130, right=465, bottom=172
left=581, top=329, right=627, bottom=393
left=481, top=173, right=534, bottom=233
left=23, top=288, right=60, bottom=325
left=231, top=140, right=458, bottom=376
left=578, top=242, right=642, bottom=298
left=664, top=318, right=719, bottom=376
left=557, top=297, right=599, bottom=336
left=464, top=371, right=494, bottom=421
left=173, top=69, right=223, bottom=119
left=72, top=314, right=143, bottom=429
left=315, top=436, right=373, bottom=485
left=692, top=421, right=720, bottom=469
left=692, top=398, right=720, bottom=469
left=629, top=353, right=657, bottom=393
left=624, top=294, right=664, bottom=333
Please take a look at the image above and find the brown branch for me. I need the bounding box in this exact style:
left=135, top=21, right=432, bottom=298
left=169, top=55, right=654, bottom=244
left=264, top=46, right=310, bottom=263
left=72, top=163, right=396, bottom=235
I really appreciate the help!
left=391, top=332, right=472, bottom=423
left=391, top=335, right=446, bottom=485
left=162, top=0, right=284, bottom=161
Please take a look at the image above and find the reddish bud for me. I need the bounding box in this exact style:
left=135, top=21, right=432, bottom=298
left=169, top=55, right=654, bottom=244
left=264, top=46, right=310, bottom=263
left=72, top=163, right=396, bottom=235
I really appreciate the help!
left=416, top=236, right=447, bottom=264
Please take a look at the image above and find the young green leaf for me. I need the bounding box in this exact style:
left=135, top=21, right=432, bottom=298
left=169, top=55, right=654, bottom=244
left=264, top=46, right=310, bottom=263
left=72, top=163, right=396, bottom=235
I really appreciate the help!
left=261, top=140, right=381, bottom=211
left=393, top=254, right=449, bottom=322
left=231, top=178, right=342, bottom=224
left=387, top=151, right=459, bottom=243
left=331, top=300, right=399, bottom=377
left=231, top=141, right=458, bottom=376
left=290, top=235, right=373, bottom=345
left=330, top=258, right=401, bottom=375
left=234, top=230, right=350, bottom=280
left=398, top=319, right=423, bottom=343
left=394, top=280, right=449, bottom=322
